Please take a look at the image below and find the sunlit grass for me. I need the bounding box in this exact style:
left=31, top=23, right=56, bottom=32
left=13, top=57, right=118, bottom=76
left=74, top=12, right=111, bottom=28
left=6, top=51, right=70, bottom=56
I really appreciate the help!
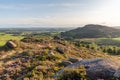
left=0, top=34, right=24, bottom=46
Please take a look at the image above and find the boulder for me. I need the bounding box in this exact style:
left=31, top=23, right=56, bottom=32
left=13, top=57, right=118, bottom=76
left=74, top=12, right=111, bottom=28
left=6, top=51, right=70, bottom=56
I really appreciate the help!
left=56, top=58, right=119, bottom=80
left=114, top=70, right=120, bottom=78
left=62, top=61, right=73, bottom=67
left=56, top=47, right=64, bottom=54
left=5, top=41, right=17, bottom=48
left=68, top=57, right=82, bottom=63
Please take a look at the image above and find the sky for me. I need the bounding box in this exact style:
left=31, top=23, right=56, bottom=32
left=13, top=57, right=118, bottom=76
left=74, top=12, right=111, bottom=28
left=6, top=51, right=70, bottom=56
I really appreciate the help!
left=0, top=0, right=120, bottom=28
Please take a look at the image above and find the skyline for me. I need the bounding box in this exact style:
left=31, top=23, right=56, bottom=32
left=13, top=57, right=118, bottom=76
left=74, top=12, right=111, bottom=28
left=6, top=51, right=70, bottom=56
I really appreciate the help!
left=0, top=0, right=120, bottom=27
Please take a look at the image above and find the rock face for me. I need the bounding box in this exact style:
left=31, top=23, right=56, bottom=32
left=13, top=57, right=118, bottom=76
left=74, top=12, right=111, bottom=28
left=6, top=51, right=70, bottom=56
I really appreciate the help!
left=5, top=41, right=17, bottom=48
left=114, top=70, right=120, bottom=78
left=56, top=58, right=119, bottom=80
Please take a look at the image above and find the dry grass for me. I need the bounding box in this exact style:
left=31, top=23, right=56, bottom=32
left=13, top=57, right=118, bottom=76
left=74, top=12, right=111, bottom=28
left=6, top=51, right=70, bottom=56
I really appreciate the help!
left=109, top=56, right=120, bottom=67
left=0, top=38, right=116, bottom=79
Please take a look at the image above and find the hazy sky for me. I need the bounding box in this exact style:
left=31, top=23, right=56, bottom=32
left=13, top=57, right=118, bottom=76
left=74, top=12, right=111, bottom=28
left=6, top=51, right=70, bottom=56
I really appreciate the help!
left=0, top=0, right=120, bottom=27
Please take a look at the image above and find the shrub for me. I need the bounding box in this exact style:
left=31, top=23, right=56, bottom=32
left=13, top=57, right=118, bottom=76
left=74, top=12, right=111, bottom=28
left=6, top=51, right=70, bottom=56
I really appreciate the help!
left=57, top=66, right=89, bottom=80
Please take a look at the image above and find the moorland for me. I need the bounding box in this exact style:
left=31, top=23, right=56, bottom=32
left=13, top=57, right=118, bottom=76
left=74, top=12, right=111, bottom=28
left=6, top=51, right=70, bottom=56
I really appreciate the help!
left=0, top=25, right=120, bottom=80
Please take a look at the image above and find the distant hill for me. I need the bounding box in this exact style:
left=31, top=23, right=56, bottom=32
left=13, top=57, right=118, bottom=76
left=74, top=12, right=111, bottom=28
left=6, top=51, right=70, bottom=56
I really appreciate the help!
left=114, top=26, right=120, bottom=29
left=61, top=24, right=120, bottom=39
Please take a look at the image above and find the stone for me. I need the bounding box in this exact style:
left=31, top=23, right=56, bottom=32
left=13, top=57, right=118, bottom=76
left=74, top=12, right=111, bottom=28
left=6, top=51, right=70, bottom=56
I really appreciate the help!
left=56, top=47, right=64, bottom=54
left=48, top=51, right=55, bottom=56
left=68, top=57, right=82, bottom=63
left=5, top=41, right=17, bottom=48
left=114, top=70, right=120, bottom=78
left=62, top=61, right=73, bottom=67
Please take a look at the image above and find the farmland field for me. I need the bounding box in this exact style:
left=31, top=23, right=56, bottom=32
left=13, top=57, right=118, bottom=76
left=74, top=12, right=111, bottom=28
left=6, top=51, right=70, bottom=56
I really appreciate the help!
left=0, top=33, right=24, bottom=46
left=79, top=38, right=120, bottom=46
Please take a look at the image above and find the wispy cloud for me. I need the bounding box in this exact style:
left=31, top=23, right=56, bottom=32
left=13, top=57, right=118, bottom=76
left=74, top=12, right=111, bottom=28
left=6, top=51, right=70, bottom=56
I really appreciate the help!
left=0, top=5, right=15, bottom=9
left=0, top=17, right=84, bottom=27
left=0, top=3, right=84, bottom=10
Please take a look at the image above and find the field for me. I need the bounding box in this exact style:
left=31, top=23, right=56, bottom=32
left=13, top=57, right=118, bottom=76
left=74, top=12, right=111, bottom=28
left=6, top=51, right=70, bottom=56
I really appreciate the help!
left=79, top=38, right=120, bottom=47
left=0, top=32, right=24, bottom=46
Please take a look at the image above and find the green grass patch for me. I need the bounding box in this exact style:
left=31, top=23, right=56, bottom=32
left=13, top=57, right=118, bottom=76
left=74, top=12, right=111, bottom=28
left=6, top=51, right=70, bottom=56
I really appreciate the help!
left=0, top=34, right=24, bottom=46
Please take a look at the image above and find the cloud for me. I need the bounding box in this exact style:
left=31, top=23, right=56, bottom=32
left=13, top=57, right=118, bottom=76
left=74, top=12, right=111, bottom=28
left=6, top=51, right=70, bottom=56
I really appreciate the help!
left=0, top=3, right=84, bottom=10
left=0, top=17, right=85, bottom=27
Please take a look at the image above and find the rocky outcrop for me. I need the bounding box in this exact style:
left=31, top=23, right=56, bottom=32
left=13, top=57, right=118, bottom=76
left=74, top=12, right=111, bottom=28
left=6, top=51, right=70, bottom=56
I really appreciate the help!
left=56, top=58, right=119, bottom=80
left=5, top=41, right=17, bottom=48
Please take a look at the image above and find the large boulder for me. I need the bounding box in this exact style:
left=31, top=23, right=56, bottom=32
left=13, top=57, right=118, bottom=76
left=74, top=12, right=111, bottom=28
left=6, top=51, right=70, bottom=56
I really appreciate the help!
left=114, top=70, right=120, bottom=78
left=56, top=58, right=119, bottom=80
left=5, top=41, right=17, bottom=48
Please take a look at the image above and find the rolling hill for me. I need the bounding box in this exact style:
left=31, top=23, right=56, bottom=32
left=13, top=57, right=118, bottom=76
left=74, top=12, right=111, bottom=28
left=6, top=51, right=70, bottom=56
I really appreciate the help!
left=61, top=24, right=120, bottom=39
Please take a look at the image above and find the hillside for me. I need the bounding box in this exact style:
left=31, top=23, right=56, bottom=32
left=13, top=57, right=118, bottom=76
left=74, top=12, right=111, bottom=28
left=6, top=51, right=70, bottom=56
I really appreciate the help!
left=0, top=36, right=112, bottom=80
left=61, top=24, right=120, bottom=39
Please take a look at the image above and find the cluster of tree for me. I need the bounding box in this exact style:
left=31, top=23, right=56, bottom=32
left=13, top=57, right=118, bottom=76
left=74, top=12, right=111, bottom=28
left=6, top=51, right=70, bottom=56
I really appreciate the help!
left=57, top=66, right=88, bottom=80
left=102, top=46, right=120, bottom=55
left=74, top=41, right=120, bottom=55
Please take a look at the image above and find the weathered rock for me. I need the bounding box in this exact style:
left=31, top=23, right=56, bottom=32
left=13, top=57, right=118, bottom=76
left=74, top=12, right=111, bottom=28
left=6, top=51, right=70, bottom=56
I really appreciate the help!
left=5, top=41, right=17, bottom=48
left=56, top=58, right=119, bottom=80
left=68, top=57, right=82, bottom=63
left=48, top=51, right=55, bottom=56
left=56, top=47, right=64, bottom=54
left=62, top=61, right=73, bottom=67
left=114, top=70, right=120, bottom=78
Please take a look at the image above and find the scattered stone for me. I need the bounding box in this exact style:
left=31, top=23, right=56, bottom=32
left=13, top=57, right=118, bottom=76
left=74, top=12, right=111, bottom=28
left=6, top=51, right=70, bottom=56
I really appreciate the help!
left=56, top=47, right=64, bottom=54
left=114, top=70, right=120, bottom=78
left=68, top=57, right=82, bottom=63
left=5, top=41, right=17, bottom=48
left=62, top=61, right=73, bottom=67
